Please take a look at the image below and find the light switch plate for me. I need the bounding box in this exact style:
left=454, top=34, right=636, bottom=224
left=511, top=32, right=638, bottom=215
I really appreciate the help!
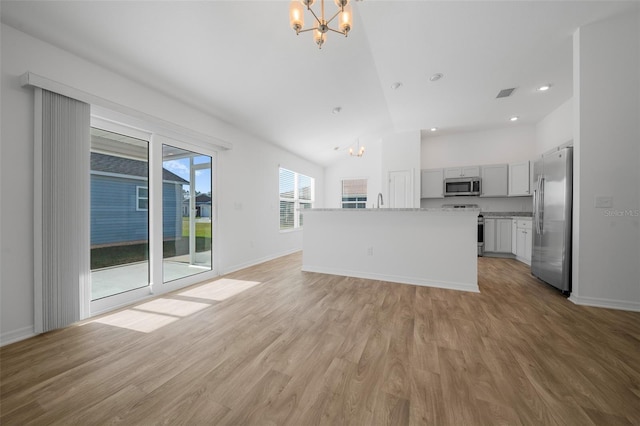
left=594, top=195, right=613, bottom=208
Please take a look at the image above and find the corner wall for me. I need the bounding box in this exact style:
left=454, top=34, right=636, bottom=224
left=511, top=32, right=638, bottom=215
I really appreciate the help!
left=571, top=10, right=640, bottom=311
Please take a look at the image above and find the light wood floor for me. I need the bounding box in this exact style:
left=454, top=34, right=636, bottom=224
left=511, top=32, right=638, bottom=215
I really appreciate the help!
left=2, top=253, right=639, bottom=425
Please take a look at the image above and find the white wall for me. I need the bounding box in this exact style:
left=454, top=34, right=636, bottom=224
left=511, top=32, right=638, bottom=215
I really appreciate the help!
left=381, top=130, right=421, bottom=208
left=421, top=125, right=537, bottom=169
left=536, top=98, right=573, bottom=155
left=0, top=24, right=324, bottom=344
left=571, top=10, right=640, bottom=311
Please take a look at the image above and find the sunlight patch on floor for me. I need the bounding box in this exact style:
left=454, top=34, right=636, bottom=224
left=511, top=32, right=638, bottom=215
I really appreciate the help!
left=134, top=298, right=211, bottom=317
left=179, top=278, right=262, bottom=301
left=88, top=278, right=260, bottom=333
left=91, top=309, right=179, bottom=333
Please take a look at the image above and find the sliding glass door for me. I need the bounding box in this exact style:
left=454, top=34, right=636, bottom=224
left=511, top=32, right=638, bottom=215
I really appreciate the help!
left=89, top=119, right=216, bottom=313
left=162, top=145, right=213, bottom=282
left=90, top=127, right=150, bottom=301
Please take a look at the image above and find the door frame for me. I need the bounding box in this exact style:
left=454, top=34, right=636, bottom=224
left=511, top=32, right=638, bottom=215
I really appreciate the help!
left=89, top=115, right=219, bottom=317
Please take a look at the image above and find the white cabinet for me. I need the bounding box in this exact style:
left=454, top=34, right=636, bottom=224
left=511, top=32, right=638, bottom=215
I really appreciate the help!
left=514, top=218, right=533, bottom=264
left=484, top=218, right=512, bottom=253
left=480, top=164, right=508, bottom=197
left=484, top=218, right=496, bottom=252
left=509, top=161, right=531, bottom=196
left=445, top=166, right=480, bottom=178
left=511, top=219, right=518, bottom=255
left=420, top=169, right=444, bottom=198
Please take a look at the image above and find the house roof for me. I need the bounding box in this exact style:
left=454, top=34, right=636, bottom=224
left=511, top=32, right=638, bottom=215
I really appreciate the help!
left=183, top=194, right=212, bottom=204
left=91, top=152, right=189, bottom=184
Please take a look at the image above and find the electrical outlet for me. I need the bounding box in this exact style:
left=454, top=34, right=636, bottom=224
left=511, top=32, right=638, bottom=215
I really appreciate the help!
left=594, top=196, right=613, bottom=208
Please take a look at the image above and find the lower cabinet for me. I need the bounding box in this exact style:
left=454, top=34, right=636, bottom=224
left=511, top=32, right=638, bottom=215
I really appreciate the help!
left=484, top=218, right=512, bottom=253
left=485, top=217, right=531, bottom=265
left=511, top=219, right=518, bottom=255
left=515, top=219, right=533, bottom=264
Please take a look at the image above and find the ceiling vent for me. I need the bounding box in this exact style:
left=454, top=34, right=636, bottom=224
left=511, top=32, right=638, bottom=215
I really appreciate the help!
left=496, top=88, right=516, bottom=98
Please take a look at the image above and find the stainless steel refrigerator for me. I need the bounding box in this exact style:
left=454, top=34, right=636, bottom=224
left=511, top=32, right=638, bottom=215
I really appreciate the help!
left=531, top=146, right=573, bottom=293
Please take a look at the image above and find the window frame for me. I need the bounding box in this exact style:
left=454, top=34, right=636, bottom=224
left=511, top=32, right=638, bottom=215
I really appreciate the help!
left=136, top=185, right=149, bottom=211
left=341, top=178, right=368, bottom=209
left=279, top=167, right=314, bottom=231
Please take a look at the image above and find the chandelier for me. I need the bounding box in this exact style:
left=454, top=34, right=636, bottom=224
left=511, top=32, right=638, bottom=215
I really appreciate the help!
left=289, top=0, right=354, bottom=49
left=349, top=140, right=365, bottom=157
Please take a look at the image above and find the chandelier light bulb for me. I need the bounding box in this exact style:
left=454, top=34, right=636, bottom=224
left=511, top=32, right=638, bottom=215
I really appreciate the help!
left=339, top=4, right=353, bottom=35
left=289, top=1, right=304, bottom=33
left=314, top=29, right=326, bottom=48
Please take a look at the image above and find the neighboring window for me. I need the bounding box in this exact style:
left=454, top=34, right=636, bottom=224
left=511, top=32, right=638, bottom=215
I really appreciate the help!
left=342, top=178, right=367, bottom=208
left=279, top=167, right=314, bottom=230
left=136, top=186, right=149, bottom=211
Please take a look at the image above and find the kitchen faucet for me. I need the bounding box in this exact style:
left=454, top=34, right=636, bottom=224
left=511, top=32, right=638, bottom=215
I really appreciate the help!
left=377, top=192, right=384, bottom=208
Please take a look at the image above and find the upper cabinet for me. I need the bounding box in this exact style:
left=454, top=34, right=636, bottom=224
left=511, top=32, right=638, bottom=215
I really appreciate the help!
left=444, top=166, right=480, bottom=178
left=480, top=164, right=508, bottom=197
left=509, top=161, right=531, bottom=196
left=421, top=168, right=444, bottom=198
left=423, top=161, right=533, bottom=198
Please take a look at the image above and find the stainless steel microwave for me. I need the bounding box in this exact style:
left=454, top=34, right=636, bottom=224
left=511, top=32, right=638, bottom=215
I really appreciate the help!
left=444, top=177, right=481, bottom=196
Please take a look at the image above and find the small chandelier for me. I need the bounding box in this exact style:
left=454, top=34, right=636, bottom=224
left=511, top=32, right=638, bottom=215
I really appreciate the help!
left=289, top=0, right=354, bottom=49
left=349, top=140, right=365, bottom=157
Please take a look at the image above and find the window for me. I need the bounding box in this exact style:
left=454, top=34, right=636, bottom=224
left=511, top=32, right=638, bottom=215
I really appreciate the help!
left=342, top=178, right=367, bottom=208
left=279, top=167, right=314, bottom=230
left=136, top=186, right=149, bottom=211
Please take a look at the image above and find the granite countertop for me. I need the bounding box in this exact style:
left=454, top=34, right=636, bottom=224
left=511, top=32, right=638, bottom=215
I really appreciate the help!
left=482, top=212, right=533, bottom=218
left=306, top=208, right=481, bottom=213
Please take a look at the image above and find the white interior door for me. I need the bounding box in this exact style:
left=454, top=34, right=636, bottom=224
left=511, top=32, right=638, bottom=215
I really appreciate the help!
left=388, top=170, right=413, bottom=208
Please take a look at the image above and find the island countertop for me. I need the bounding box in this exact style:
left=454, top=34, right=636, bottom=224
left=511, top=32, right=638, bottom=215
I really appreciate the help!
left=306, top=207, right=480, bottom=213
left=301, top=208, right=479, bottom=292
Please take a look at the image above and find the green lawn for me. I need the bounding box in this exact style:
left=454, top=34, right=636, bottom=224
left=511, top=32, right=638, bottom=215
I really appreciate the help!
left=182, top=219, right=212, bottom=238
left=91, top=220, right=212, bottom=269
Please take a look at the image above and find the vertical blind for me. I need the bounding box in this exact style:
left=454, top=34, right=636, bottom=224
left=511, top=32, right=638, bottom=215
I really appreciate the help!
left=35, top=89, right=90, bottom=333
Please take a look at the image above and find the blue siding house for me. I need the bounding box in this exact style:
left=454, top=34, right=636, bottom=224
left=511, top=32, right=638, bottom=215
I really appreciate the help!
left=90, top=152, right=188, bottom=247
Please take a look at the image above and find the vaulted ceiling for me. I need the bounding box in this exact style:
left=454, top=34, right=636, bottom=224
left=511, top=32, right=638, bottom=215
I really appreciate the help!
left=2, top=1, right=637, bottom=165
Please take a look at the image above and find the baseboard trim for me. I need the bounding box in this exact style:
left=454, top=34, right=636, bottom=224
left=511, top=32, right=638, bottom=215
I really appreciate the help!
left=0, top=325, right=37, bottom=347
left=221, top=249, right=301, bottom=276
left=301, top=265, right=480, bottom=293
left=569, top=295, right=640, bottom=312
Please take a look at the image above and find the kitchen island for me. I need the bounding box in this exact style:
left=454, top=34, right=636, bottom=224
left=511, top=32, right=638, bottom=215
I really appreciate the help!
left=302, top=208, right=479, bottom=292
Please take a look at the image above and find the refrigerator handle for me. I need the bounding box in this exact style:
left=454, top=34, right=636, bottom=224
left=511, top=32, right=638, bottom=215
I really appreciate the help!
left=533, top=186, right=538, bottom=231
left=538, top=176, right=544, bottom=234
left=534, top=176, right=542, bottom=234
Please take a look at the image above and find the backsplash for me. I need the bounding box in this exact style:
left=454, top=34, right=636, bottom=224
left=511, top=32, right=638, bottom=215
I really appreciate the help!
left=420, top=195, right=533, bottom=212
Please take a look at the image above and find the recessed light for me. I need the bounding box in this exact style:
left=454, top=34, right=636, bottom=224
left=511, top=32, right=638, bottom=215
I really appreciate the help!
left=537, top=84, right=551, bottom=92
left=391, top=82, right=403, bottom=90
left=332, top=106, right=342, bottom=115
left=429, top=73, right=444, bottom=82
left=430, top=127, right=438, bottom=132
left=510, top=116, right=519, bottom=122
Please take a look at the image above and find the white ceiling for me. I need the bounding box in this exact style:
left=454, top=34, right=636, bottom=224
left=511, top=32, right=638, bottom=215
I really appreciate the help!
left=2, top=1, right=637, bottom=166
